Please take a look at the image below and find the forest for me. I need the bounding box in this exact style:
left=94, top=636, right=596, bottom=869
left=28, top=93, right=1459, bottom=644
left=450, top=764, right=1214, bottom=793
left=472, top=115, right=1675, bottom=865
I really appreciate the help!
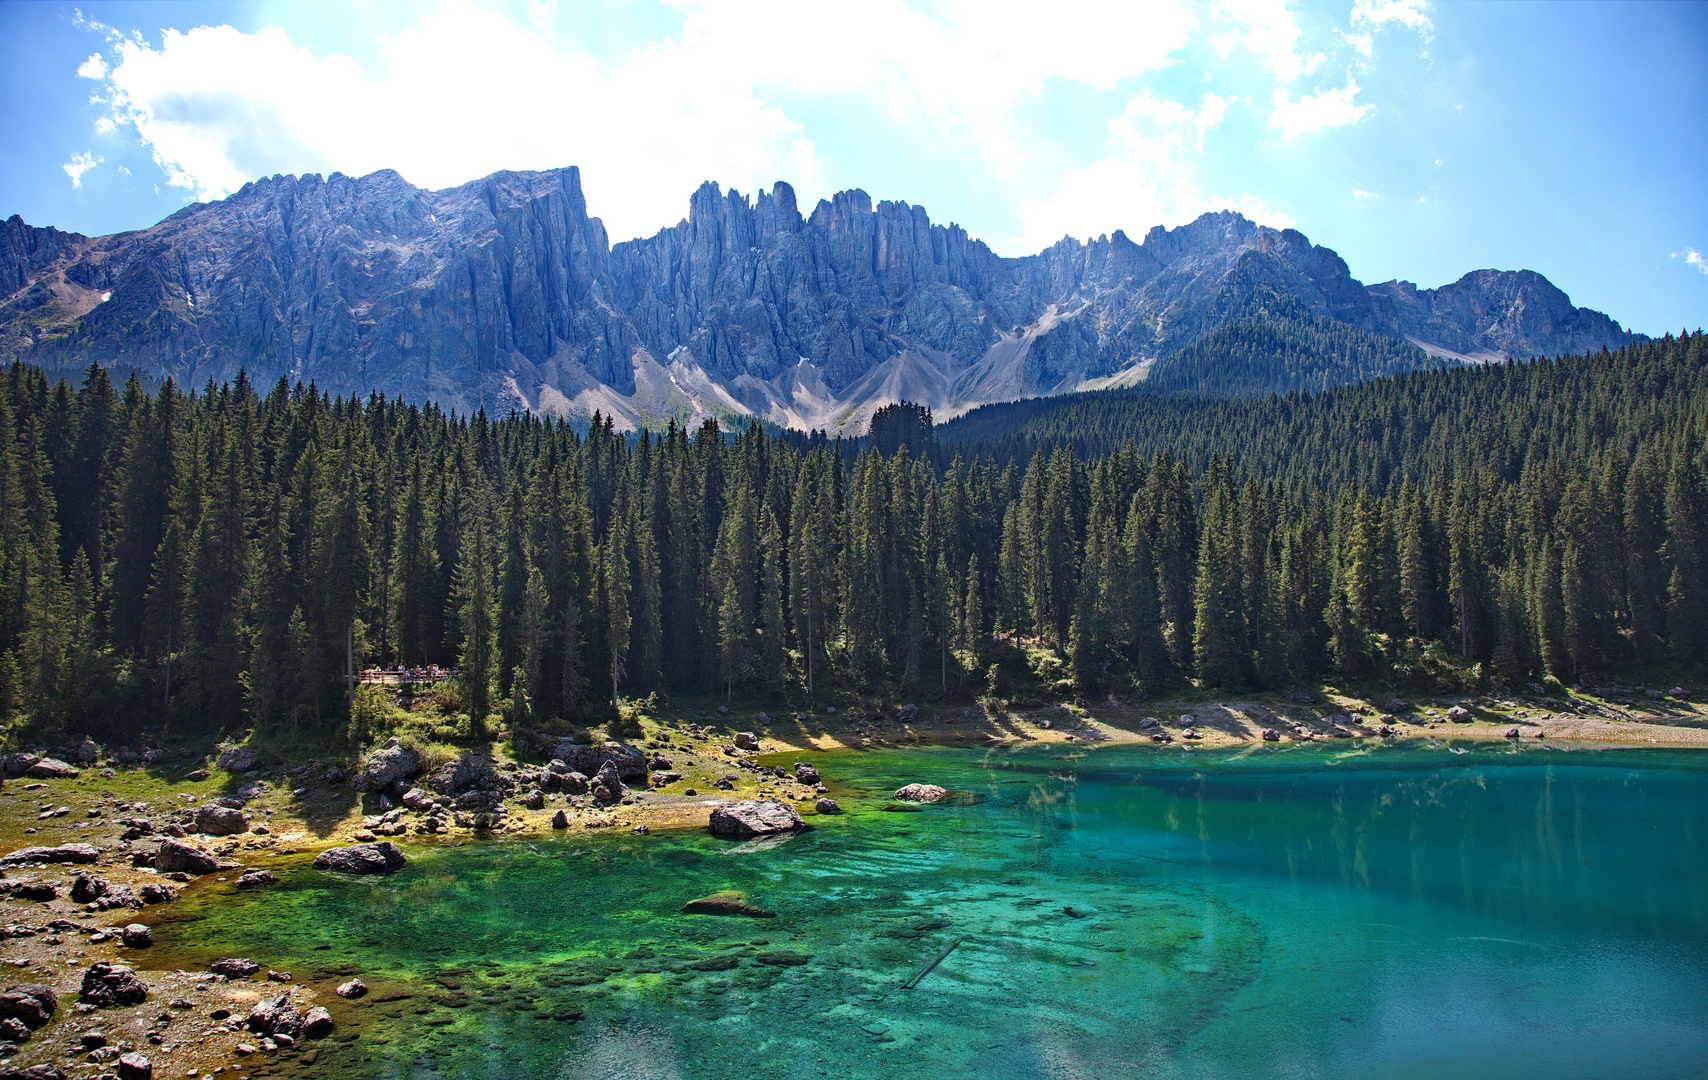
left=0, top=329, right=1703, bottom=748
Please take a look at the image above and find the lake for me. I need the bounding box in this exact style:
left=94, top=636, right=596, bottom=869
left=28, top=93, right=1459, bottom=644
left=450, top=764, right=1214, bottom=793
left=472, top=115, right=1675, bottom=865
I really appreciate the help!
left=152, top=739, right=1708, bottom=1079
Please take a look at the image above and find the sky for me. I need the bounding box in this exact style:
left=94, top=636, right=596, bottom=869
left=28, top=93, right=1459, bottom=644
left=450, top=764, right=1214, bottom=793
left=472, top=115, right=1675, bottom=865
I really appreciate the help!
left=0, top=0, right=1703, bottom=335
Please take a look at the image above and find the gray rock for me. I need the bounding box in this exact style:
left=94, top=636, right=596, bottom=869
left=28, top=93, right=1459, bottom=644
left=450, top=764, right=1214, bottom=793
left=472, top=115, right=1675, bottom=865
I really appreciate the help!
left=245, top=993, right=302, bottom=1038
left=545, top=741, right=647, bottom=781
left=0, top=1015, right=29, bottom=1043
left=215, top=747, right=259, bottom=773
left=0, top=843, right=100, bottom=866
left=23, top=758, right=78, bottom=779
left=194, top=803, right=248, bottom=835
left=708, top=799, right=806, bottom=839
left=79, top=962, right=149, bottom=1006
left=137, top=883, right=177, bottom=905
left=793, top=763, right=821, bottom=785
left=313, top=841, right=408, bottom=875
left=1447, top=706, right=1474, bottom=723
left=892, top=784, right=948, bottom=803
left=0, top=1064, right=67, bottom=1080
left=1261, top=729, right=1280, bottom=741
left=733, top=732, right=760, bottom=751
left=400, top=786, right=432, bottom=811
left=0, top=753, right=40, bottom=777
left=302, top=1005, right=334, bottom=1039
left=523, top=789, right=545, bottom=810
left=814, top=798, right=842, bottom=814
left=335, top=978, right=367, bottom=999
left=210, top=958, right=261, bottom=979
left=0, top=984, right=57, bottom=1028
left=358, top=738, right=423, bottom=791
left=116, top=1052, right=151, bottom=1080
left=71, top=872, right=108, bottom=903
left=1382, top=697, right=1412, bottom=713
left=236, top=868, right=277, bottom=890
left=588, top=761, right=626, bottom=806
left=423, top=751, right=501, bottom=796
left=550, top=810, right=569, bottom=829
left=120, top=924, right=152, bottom=947
left=153, top=839, right=219, bottom=876
left=74, top=740, right=99, bottom=765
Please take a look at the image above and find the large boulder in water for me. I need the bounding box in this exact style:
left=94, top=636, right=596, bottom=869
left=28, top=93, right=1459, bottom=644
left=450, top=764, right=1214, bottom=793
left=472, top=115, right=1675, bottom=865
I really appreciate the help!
left=545, top=740, right=647, bottom=781
left=79, top=962, right=148, bottom=1006
left=313, top=841, right=408, bottom=875
left=154, top=839, right=219, bottom=876
left=709, top=799, right=805, bottom=839
left=357, top=738, right=422, bottom=791
left=893, top=783, right=948, bottom=803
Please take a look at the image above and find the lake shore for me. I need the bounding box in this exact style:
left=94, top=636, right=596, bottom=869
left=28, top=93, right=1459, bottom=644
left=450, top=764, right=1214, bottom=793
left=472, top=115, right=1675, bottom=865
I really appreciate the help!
left=0, top=687, right=1702, bottom=1077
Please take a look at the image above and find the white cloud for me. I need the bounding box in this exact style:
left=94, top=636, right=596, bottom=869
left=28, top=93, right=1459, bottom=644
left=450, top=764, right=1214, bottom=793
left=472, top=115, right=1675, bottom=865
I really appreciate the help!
left=1351, top=0, right=1434, bottom=34
left=1674, top=249, right=1708, bottom=276
left=1210, top=0, right=1324, bottom=83
left=1352, top=187, right=1379, bottom=199
left=76, top=0, right=1199, bottom=242
left=76, top=53, right=108, bottom=79
left=1269, top=78, right=1370, bottom=140
left=1018, top=91, right=1292, bottom=251
left=62, top=150, right=103, bottom=188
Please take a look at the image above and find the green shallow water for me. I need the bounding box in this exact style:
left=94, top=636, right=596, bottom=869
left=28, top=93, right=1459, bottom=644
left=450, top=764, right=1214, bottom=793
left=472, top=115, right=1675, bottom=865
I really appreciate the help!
left=150, top=741, right=1708, bottom=1079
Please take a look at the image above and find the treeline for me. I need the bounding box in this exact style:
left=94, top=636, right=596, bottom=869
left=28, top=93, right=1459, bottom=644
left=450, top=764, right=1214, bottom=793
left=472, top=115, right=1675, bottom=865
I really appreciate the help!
left=1138, top=286, right=1447, bottom=399
left=0, top=331, right=1704, bottom=744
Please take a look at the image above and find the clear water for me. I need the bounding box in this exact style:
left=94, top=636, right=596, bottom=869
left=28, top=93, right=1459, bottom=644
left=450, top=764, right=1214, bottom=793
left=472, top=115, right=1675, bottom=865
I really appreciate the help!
left=149, top=740, right=1708, bottom=1079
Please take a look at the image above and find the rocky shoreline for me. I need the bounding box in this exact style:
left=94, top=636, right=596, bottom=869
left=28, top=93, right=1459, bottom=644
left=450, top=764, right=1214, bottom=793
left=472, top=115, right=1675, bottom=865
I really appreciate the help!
left=0, top=684, right=1700, bottom=1076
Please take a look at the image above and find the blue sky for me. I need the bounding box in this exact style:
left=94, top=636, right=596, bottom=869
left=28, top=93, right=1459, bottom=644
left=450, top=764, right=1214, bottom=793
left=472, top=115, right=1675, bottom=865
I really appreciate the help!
left=1, top=0, right=1703, bottom=335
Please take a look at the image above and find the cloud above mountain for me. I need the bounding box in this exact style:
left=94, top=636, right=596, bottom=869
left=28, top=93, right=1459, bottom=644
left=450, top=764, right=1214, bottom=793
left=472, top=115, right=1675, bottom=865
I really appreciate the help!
left=71, top=0, right=1430, bottom=250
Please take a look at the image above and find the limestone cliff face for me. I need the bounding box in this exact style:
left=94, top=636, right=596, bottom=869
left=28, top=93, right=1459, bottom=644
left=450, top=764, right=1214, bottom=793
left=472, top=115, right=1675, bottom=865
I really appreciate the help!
left=0, top=166, right=1641, bottom=429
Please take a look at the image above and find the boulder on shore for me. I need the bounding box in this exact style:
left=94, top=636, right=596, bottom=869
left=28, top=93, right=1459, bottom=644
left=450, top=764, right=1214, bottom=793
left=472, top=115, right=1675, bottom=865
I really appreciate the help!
left=194, top=804, right=248, bottom=836
left=313, top=841, right=408, bottom=875
left=793, top=763, right=822, bottom=785
left=892, top=784, right=948, bottom=804
left=0, top=843, right=100, bottom=867
left=210, top=958, right=262, bottom=979
left=245, top=993, right=302, bottom=1038
left=0, top=984, right=58, bottom=1029
left=733, top=732, right=761, bottom=751
left=708, top=799, right=805, bottom=839
left=544, top=741, right=647, bottom=781
left=357, top=738, right=423, bottom=791
left=24, top=758, right=79, bottom=779
left=588, top=761, right=627, bottom=806
left=681, top=891, right=777, bottom=918
left=1447, top=706, right=1474, bottom=723
left=79, top=962, right=149, bottom=1007
left=154, top=839, right=219, bottom=876
left=215, top=747, right=260, bottom=773
left=120, top=924, right=152, bottom=948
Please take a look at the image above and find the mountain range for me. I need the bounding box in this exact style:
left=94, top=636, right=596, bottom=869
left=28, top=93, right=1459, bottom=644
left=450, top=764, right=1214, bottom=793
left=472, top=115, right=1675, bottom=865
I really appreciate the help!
left=0, top=165, right=1641, bottom=431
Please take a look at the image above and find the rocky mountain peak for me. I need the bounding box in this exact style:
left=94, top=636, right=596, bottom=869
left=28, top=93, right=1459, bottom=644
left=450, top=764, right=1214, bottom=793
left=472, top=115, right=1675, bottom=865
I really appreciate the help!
left=0, top=165, right=1641, bottom=430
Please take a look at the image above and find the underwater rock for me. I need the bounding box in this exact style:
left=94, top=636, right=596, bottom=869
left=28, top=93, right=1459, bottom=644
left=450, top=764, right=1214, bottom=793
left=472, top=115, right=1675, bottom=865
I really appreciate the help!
left=709, top=799, right=805, bottom=838
left=314, top=841, right=408, bottom=874
left=120, top=924, right=152, bottom=948
left=137, top=883, right=177, bottom=904
left=79, top=962, right=149, bottom=1006
left=336, top=978, right=367, bottom=999
left=210, top=959, right=261, bottom=979
left=892, top=784, right=948, bottom=803
left=793, top=763, right=821, bottom=785
left=815, top=798, right=842, bottom=814
left=236, top=868, right=277, bottom=890
left=681, top=891, right=777, bottom=918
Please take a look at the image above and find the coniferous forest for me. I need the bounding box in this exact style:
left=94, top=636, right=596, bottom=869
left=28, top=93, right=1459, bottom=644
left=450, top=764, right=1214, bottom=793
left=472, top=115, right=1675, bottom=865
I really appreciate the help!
left=0, top=330, right=1704, bottom=747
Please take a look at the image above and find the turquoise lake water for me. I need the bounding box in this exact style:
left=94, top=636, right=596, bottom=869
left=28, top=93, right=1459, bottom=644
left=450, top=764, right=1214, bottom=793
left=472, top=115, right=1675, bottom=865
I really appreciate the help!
left=152, top=740, right=1708, bottom=1079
